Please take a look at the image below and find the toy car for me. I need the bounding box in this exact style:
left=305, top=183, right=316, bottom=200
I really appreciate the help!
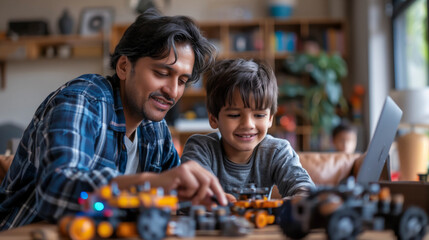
left=278, top=177, right=428, bottom=240
left=59, top=183, right=178, bottom=240
left=58, top=183, right=252, bottom=240
left=230, top=183, right=284, bottom=228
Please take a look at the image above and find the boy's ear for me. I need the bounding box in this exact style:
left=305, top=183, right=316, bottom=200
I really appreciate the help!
left=116, top=55, right=128, bottom=81
left=208, top=113, right=219, bottom=129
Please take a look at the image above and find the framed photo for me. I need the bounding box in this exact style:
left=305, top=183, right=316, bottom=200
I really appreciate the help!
left=79, top=7, right=114, bottom=36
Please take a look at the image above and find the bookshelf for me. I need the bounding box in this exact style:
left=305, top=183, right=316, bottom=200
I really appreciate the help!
left=110, top=18, right=347, bottom=151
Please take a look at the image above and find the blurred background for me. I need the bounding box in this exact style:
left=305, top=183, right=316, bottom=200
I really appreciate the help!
left=0, top=0, right=427, bottom=174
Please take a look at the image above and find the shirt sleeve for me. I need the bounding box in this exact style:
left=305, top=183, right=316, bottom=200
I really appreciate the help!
left=34, top=91, right=120, bottom=221
left=271, top=142, right=316, bottom=197
left=181, top=134, right=216, bottom=175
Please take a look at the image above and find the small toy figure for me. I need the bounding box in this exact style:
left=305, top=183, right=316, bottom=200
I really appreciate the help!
left=278, top=177, right=428, bottom=240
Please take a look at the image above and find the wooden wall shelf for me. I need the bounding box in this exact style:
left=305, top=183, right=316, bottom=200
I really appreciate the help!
left=0, top=34, right=104, bottom=89
left=0, top=34, right=104, bottom=61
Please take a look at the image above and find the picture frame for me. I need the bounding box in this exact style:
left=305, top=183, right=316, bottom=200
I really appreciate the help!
left=79, top=7, right=114, bottom=36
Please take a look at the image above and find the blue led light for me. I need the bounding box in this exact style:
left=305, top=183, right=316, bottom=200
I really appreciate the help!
left=94, top=202, right=104, bottom=211
left=80, top=192, right=89, bottom=200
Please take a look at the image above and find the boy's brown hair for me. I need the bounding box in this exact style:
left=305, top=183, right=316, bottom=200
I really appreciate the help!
left=205, top=59, right=278, bottom=118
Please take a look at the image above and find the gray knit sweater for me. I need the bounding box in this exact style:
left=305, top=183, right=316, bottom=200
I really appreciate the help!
left=181, top=132, right=315, bottom=198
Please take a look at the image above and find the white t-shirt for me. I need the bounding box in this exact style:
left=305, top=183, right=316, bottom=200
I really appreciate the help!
left=124, top=133, right=140, bottom=174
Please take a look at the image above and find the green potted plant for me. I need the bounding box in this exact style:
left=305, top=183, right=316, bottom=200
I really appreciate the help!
left=281, top=52, right=348, bottom=135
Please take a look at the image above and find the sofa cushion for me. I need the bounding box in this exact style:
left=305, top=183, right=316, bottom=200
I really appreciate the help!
left=298, top=152, right=363, bottom=186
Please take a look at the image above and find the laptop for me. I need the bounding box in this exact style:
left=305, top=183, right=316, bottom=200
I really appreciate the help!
left=356, top=96, right=403, bottom=185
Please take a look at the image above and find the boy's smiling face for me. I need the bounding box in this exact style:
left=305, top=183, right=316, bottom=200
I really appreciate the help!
left=209, top=90, right=274, bottom=164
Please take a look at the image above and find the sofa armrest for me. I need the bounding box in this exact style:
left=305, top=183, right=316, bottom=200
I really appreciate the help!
left=0, top=155, right=13, bottom=184
left=298, top=152, right=362, bottom=186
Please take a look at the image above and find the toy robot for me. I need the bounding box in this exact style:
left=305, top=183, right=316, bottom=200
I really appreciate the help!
left=278, top=177, right=428, bottom=240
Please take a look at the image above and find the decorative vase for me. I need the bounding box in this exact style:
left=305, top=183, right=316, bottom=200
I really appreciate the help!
left=268, top=0, right=296, bottom=19
left=59, top=9, right=73, bottom=35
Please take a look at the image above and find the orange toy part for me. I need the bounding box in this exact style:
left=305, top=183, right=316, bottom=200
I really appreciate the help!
left=97, top=221, right=114, bottom=238
left=68, top=216, right=95, bottom=240
left=116, top=222, right=138, bottom=238
left=58, top=215, right=74, bottom=237
left=254, top=211, right=268, bottom=228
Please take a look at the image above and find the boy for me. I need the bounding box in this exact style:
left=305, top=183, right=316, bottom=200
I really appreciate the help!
left=181, top=59, right=315, bottom=201
left=332, top=121, right=358, bottom=154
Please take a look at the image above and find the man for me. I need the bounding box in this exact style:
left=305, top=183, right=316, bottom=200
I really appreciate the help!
left=0, top=9, right=226, bottom=230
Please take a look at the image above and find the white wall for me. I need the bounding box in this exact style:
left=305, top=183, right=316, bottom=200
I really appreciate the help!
left=1, top=59, right=103, bottom=128
left=367, top=0, right=393, bottom=137
left=348, top=0, right=392, bottom=143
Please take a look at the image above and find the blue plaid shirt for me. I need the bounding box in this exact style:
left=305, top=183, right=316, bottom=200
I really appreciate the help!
left=0, top=74, right=180, bottom=230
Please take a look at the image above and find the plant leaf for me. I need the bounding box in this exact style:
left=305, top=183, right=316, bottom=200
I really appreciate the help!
left=325, top=81, right=342, bottom=104
left=279, top=83, right=306, bottom=97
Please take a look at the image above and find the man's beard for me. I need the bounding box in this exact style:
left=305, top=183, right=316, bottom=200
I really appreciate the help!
left=125, top=93, right=175, bottom=122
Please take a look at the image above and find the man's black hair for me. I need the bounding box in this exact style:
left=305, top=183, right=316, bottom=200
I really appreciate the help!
left=110, top=8, right=216, bottom=84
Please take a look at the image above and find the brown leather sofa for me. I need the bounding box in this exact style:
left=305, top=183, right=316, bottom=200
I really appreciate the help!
left=298, top=152, right=363, bottom=186
left=0, top=155, right=13, bottom=185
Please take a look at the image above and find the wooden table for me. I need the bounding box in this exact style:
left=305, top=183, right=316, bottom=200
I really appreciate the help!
left=1, top=223, right=428, bottom=240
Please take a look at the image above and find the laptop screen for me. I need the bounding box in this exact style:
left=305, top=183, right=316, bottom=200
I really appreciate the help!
left=356, top=96, right=403, bottom=184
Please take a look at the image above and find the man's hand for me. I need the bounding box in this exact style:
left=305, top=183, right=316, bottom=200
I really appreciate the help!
left=112, top=161, right=227, bottom=206
left=225, top=193, right=237, bottom=203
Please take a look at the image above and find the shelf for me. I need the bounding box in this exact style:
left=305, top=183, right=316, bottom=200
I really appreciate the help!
left=225, top=51, right=265, bottom=59
left=274, top=52, right=292, bottom=60
left=0, top=34, right=105, bottom=89
left=183, top=89, right=206, bottom=97
left=0, top=34, right=104, bottom=60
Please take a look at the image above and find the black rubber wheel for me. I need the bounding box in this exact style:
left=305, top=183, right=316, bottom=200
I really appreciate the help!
left=326, top=208, right=361, bottom=240
left=395, top=206, right=428, bottom=240
left=279, top=201, right=309, bottom=239
left=137, top=208, right=171, bottom=240
left=281, top=220, right=309, bottom=239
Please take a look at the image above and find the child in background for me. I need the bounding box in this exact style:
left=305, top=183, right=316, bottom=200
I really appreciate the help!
left=181, top=59, right=315, bottom=201
left=332, top=121, right=358, bottom=154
